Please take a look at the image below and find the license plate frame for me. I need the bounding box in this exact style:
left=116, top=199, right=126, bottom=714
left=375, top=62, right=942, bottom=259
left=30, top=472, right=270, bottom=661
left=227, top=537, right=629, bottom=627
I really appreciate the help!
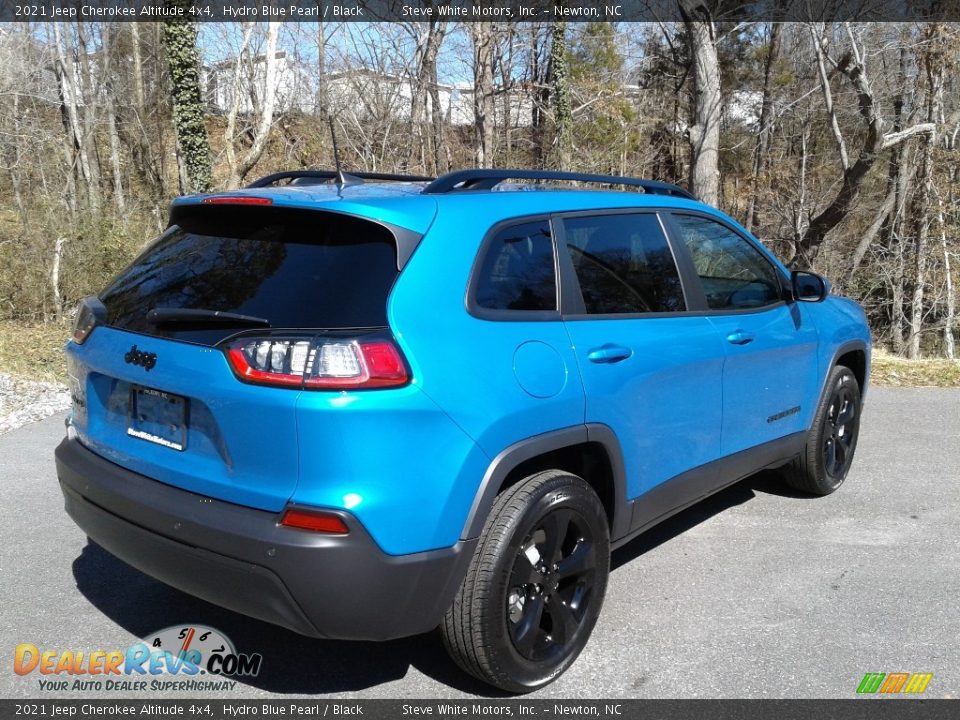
left=128, top=386, right=188, bottom=451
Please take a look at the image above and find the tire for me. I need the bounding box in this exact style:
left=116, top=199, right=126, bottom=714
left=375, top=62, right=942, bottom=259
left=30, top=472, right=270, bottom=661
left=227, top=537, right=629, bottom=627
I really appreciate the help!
left=441, top=470, right=610, bottom=693
left=784, top=365, right=862, bottom=495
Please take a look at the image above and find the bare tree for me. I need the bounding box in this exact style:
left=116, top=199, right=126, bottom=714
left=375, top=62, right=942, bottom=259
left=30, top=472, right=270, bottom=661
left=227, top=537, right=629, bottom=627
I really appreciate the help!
left=51, top=22, right=101, bottom=211
left=472, top=22, right=496, bottom=168
left=404, top=12, right=448, bottom=173
left=908, top=24, right=946, bottom=359
left=796, top=24, right=934, bottom=267
left=680, top=4, right=722, bottom=206
left=745, top=22, right=781, bottom=233
left=223, top=22, right=281, bottom=188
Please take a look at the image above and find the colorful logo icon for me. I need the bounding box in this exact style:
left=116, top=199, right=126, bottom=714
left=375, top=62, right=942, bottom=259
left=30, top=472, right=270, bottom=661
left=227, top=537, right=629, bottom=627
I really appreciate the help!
left=857, top=672, right=933, bottom=694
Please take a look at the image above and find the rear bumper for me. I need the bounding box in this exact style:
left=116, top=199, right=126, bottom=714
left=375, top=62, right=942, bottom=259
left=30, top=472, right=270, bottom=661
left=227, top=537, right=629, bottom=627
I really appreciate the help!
left=55, top=437, right=475, bottom=641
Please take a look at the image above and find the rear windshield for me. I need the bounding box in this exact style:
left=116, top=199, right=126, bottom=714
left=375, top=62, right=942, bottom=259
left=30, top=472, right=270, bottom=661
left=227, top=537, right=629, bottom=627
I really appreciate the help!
left=100, top=206, right=400, bottom=344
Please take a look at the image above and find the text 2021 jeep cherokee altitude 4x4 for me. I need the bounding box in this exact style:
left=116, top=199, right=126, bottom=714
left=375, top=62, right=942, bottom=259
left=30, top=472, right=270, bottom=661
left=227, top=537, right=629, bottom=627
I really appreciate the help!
left=55, top=168, right=870, bottom=692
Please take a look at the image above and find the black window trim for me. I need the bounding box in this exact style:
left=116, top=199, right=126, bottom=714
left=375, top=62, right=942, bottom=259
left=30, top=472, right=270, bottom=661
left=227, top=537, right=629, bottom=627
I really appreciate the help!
left=465, top=213, right=563, bottom=321
left=554, top=208, right=694, bottom=320
left=466, top=207, right=792, bottom=323
left=662, top=209, right=791, bottom=316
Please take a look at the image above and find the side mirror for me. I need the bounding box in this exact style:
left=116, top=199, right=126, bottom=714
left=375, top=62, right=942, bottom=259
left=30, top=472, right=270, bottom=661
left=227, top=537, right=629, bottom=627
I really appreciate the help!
left=791, top=270, right=829, bottom=302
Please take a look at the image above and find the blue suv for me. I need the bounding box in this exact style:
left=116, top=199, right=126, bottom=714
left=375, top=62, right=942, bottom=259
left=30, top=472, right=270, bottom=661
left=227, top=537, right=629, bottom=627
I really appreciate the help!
left=56, top=168, right=870, bottom=692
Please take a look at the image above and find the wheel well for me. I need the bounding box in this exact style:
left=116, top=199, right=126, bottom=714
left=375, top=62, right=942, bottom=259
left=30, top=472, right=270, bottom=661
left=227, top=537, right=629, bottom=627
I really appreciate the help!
left=499, top=442, right=616, bottom=529
left=836, top=348, right=867, bottom=391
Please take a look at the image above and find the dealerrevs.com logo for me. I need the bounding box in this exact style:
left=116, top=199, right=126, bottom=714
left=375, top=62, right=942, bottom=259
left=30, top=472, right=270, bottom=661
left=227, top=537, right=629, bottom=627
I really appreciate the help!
left=14, top=625, right=262, bottom=692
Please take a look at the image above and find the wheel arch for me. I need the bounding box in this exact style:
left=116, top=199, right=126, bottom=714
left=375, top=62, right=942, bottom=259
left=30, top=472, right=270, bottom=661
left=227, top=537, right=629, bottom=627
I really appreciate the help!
left=824, top=339, right=870, bottom=399
left=461, top=425, right=631, bottom=543
left=835, top=345, right=868, bottom=394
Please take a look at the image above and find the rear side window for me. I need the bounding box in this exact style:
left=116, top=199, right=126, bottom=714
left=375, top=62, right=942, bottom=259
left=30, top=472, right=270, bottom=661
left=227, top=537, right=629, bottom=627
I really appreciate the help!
left=100, top=206, right=400, bottom=344
left=671, top=214, right=782, bottom=310
left=474, top=220, right=557, bottom=312
left=563, top=213, right=685, bottom=314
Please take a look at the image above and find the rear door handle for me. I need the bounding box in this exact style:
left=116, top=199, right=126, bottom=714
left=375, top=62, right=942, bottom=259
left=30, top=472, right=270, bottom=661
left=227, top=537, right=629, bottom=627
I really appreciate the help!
left=726, top=330, right=755, bottom=346
left=587, top=344, right=633, bottom=364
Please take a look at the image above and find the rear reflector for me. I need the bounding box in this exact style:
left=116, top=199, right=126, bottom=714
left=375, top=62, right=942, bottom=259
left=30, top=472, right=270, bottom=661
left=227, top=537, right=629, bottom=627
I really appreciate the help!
left=224, top=334, right=409, bottom=390
left=280, top=508, right=349, bottom=534
left=201, top=196, right=272, bottom=205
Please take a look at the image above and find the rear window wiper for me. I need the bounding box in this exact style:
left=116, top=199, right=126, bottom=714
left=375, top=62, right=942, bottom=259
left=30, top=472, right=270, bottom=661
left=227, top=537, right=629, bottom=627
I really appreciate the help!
left=146, top=308, right=272, bottom=328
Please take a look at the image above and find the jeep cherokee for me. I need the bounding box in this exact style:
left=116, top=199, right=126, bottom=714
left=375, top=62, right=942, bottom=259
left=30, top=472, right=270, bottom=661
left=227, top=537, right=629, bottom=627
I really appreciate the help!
left=55, top=168, right=870, bottom=692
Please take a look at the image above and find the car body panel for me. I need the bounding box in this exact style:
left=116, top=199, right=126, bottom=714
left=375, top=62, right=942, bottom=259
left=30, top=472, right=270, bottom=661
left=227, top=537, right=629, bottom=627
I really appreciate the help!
left=563, top=315, right=726, bottom=498
left=707, top=303, right=821, bottom=456
left=66, top=325, right=300, bottom=511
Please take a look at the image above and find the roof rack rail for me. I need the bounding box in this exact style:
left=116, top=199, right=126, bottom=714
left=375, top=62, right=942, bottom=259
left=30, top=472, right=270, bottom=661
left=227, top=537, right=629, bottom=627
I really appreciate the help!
left=247, top=170, right=435, bottom=188
left=422, top=169, right=695, bottom=200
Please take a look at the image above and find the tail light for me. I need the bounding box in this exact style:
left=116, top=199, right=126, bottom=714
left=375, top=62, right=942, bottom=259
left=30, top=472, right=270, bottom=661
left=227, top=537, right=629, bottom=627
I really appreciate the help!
left=72, top=297, right=106, bottom=345
left=200, top=196, right=273, bottom=206
left=279, top=507, right=349, bottom=534
left=223, top=334, right=409, bottom=390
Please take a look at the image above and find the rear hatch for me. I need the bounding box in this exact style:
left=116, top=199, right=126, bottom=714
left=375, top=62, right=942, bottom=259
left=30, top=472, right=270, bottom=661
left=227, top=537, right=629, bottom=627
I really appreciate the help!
left=66, top=204, right=406, bottom=511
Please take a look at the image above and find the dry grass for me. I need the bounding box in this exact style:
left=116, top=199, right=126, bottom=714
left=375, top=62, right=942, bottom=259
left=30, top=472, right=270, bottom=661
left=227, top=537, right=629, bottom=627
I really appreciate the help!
left=0, top=321, right=957, bottom=388
left=870, top=349, right=960, bottom=388
left=0, top=320, right=70, bottom=383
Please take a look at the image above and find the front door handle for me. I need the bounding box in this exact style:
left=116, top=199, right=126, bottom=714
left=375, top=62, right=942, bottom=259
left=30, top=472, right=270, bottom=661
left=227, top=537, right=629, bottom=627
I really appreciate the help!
left=726, top=330, right=755, bottom=345
left=587, top=344, right=633, bottom=364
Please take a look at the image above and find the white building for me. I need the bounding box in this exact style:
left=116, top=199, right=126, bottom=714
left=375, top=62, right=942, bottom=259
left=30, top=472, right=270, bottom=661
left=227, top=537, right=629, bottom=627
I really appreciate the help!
left=203, top=49, right=534, bottom=129
left=204, top=50, right=313, bottom=114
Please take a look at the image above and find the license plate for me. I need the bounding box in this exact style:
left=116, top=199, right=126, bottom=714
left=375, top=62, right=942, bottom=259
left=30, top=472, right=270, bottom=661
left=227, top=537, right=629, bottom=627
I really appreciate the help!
left=128, top=386, right=187, bottom=451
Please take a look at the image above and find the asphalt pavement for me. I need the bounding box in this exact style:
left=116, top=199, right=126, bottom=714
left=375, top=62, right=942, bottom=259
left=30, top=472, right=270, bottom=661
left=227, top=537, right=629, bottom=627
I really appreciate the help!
left=1, top=388, right=957, bottom=699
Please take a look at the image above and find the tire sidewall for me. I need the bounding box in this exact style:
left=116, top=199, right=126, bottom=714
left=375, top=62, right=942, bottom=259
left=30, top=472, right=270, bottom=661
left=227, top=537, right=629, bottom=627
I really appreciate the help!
left=481, top=475, right=610, bottom=691
left=813, top=367, right=861, bottom=491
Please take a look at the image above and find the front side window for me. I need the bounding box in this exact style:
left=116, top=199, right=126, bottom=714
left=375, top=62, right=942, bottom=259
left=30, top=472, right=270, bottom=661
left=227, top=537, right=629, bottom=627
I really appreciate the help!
left=563, top=213, right=685, bottom=314
left=475, top=221, right=557, bottom=312
left=672, top=215, right=782, bottom=310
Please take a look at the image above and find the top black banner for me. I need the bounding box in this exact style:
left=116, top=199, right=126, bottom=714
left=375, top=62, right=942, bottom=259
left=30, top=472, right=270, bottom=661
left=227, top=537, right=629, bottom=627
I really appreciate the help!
left=2, top=0, right=960, bottom=22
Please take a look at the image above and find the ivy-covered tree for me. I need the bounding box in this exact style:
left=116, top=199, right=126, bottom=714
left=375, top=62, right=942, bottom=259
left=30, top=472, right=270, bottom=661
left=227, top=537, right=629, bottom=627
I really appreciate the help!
left=549, top=21, right=571, bottom=170
left=161, top=13, right=212, bottom=194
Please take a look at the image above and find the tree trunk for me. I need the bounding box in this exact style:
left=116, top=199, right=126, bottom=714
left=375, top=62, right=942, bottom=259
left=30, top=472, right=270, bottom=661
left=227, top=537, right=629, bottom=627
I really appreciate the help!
left=408, top=17, right=446, bottom=173
left=225, top=23, right=254, bottom=186
left=532, top=23, right=550, bottom=168
left=680, top=6, right=722, bottom=206
left=316, top=19, right=327, bottom=118
left=228, top=22, right=280, bottom=187
left=888, top=141, right=913, bottom=355
left=549, top=21, right=571, bottom=170
left=425, top=21, right=449, bottom=173
left=8, top=93, right=26, bottom=222
left=846, top=46, right=909, bottom=285
left=908, top=25, right=945, bottom=359
left=938, top=194, right=956, bottom=359
left=162, top=12, right=213, bottom=194
left=745, top=22, right=781, bottom=233
left=471, top=22, right=496, bottom=168
left=101, top=27, right=126, bottom=214
left=52, top=238, right=66, bottom=322
left=131, top=22, right=146, bottom=110
left=52, top=22, right=101, bottom=212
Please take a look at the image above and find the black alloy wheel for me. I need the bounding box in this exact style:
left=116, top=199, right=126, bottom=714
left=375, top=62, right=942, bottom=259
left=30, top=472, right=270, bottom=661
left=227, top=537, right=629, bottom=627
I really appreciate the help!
left=506, top=507, right=599, bottom=663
